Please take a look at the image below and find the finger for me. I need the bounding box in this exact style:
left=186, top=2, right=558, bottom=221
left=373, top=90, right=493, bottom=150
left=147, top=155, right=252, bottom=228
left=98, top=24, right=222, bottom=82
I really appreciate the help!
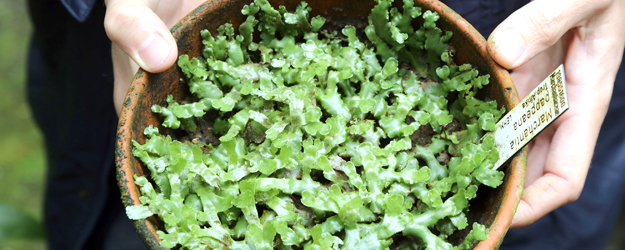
left=150, top=0, right=208, bottom=28
left=510, top=173, right=576, bottom=227
left=511, top=89, right=601, bottom=227
left=104, top=0, right=178, bottom=72
left=487, top=0, right=611, bottom=69
left=510, top=101, right=595, bottom=227
left=509, top=36, right=568, bottom=98
left=508, top=0, right=625, bottom=229
left=524, top=126, right=553, bottom=187
left=112, top=44, right=140, bottom=115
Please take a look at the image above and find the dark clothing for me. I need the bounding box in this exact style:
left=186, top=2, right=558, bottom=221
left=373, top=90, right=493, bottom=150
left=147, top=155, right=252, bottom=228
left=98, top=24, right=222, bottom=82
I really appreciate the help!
left=60, top=0, right=97, bottom=22
left=443, top=0, right=528, bottom=37
left=27, top=0, right=144, bottom=249
left=27, top=0, right=624, bottom=249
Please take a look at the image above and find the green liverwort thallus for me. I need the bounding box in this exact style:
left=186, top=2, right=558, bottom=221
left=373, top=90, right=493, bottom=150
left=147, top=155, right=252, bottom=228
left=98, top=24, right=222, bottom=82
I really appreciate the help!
left=127, top=0, right=506, bottom=249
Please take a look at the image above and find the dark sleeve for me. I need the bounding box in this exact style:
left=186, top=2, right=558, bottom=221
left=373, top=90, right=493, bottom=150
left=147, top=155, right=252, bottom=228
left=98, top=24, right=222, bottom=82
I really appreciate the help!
left=441, top=0, right=529, bottom=38
left=60, top=0, right=98, bottom=22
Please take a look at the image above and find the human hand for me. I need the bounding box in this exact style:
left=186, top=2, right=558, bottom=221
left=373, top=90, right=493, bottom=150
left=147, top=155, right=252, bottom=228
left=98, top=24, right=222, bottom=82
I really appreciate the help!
left=104, top=0, right=206, bottom=114
left=487, top=0, right=625, bottom=227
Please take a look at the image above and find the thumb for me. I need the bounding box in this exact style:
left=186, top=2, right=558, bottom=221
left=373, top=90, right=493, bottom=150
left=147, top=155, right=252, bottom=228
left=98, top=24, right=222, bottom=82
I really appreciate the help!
left=487, top=0, right=609, bottom=69
left=104, top=0, right=178, bottom=72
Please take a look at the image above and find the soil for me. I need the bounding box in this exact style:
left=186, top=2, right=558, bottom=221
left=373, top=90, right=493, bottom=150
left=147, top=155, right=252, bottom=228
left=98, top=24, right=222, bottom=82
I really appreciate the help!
left=188, top=116, right=221, bottom=147
left=410, top=123, right=436, bottom=147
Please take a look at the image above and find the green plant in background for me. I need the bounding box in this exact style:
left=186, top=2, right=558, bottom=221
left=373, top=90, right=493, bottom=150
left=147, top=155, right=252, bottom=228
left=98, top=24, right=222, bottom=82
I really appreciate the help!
left=0, top=0, right=46, bottom=249
left=128, top=0, right=505, bottom=249
left=0, top=204, right=45, bottom=241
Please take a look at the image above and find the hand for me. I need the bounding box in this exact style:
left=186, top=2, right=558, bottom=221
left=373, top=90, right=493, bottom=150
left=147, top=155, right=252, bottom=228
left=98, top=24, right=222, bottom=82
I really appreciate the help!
left=104, top=0, right=206, bottom=114
left=487, top=0, right=625, bottom=227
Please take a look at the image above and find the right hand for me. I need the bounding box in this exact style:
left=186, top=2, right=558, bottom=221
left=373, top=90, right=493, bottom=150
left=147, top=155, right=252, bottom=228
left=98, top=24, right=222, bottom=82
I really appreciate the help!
left=104, top=0, right=206, bottom=115
left=487, top=0, right=625, bottom=227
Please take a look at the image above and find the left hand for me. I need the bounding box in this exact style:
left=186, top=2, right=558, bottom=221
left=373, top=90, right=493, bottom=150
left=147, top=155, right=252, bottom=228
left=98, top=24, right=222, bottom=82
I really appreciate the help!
left=105, top=0, right=206, bottom=115
left=487, top=0, right=625, bottom=227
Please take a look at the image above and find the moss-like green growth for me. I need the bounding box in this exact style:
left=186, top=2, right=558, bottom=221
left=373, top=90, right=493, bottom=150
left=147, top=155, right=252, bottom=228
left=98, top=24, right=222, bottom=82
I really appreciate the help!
left=127, top=0, right=506, bottom=249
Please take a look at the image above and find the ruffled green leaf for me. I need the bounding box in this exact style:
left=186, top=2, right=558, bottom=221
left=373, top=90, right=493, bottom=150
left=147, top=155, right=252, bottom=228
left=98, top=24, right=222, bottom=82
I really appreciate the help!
left=125, top=205, right=154, bottom=220
left=131, top=1, right=506, bottom=249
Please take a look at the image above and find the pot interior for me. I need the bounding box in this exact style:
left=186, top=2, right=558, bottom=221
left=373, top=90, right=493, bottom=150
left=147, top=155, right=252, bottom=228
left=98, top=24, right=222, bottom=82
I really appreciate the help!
left=115, top=0, right=526, bottom=249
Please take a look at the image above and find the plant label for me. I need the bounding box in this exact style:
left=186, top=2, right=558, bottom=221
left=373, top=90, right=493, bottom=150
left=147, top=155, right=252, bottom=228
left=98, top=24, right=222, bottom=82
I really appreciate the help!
left=490, top=64, right=569, bottom=170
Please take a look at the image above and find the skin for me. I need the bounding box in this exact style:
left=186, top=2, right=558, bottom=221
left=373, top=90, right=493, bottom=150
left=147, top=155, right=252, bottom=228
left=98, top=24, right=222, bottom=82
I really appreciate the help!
left=104, top=0, right=625, bottom=229
left=488, top=0, right=625, bottom=227
left=104, top=0, right=206, bottom=113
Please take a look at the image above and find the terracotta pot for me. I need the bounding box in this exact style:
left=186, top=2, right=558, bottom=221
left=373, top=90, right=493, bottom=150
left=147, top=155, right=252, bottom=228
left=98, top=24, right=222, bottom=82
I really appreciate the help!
left=115, top=0, right=527, bottom=249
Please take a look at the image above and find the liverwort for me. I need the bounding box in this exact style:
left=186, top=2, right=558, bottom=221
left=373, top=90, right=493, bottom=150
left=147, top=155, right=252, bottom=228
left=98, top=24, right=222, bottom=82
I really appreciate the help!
left=129, top=0, right=506, bottom=249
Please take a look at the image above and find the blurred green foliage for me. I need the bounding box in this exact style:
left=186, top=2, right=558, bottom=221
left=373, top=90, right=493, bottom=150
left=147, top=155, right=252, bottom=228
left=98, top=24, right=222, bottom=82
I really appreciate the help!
left=0, top=0, right=46, bottom=249
left=0, top=204, right=45, bottom=240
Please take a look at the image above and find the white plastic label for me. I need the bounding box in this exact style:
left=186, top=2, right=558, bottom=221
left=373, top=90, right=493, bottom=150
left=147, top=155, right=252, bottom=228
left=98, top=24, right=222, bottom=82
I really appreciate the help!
left=489, top=64, right=569, bottom=170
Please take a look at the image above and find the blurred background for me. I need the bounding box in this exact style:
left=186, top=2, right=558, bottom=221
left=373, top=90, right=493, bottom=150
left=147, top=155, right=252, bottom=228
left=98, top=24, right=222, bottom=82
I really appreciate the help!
left=0, top=0, right=46, bottom=249
left=0, top=0, right=623, bottom=250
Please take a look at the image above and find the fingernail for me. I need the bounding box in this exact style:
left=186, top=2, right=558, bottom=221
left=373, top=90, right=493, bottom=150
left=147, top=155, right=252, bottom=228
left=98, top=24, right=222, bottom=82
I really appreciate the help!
left=138, top=33, right=171, bottom=70
left=492, top=28, right=525, bottom=67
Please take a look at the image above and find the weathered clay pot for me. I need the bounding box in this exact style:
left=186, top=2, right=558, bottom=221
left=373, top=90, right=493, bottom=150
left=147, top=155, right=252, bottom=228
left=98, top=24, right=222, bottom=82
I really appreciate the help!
left=116, top=0, right=527, bottom=249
